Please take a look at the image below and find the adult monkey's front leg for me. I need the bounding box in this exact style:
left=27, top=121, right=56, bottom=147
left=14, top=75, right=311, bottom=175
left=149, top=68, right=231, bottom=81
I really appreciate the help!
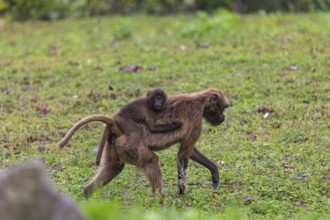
left=177, top=143, right=194, bottom=195
left=190, top=146, right=219, bottom=190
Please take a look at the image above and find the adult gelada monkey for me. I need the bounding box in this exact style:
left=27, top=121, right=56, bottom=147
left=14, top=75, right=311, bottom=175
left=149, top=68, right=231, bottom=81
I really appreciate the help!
left=57, top=88, right=229, bottom=197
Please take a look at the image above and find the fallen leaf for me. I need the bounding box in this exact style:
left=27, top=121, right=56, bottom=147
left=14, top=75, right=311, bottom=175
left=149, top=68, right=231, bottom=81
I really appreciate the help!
left=283, top=162, right=293, bottom=169
left=38, top=146, right=45, bottom=152
left=215, top=160, right=225, bottom=167
left=236, top=163, right=244, bottom=168
left=72, top=95, right=79, bottom=99
left=249, top=135, right=257, bottom=141
left=324, top=174, right=330, bottom=180
left=289, top=65, right=298, bottom=71
left=255, top=104, right=273, bottom=114
left=49, top=44, right=61, bottom=55
left=31, top=97, right=38, bottom=103
left=34, top=103, right=51, bottom=115
left=244, top=195, right=252, bottom=202
left=243, top=195, right=252, bottom=204
left=278, top=70, right=287, bottom=76
left=40, top=103, right=50, bottom=114
left=179, top=45, right=186, bottom=51
left=120, top=64, right=144, bottom=73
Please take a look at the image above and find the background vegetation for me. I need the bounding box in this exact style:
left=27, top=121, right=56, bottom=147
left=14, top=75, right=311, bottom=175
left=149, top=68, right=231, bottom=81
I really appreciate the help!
left=0, top=0, right=330, bottom=20
left=0, top=9, right=329, bottom=220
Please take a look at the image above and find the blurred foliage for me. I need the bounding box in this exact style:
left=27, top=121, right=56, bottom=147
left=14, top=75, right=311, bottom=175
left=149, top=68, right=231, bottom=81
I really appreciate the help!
left=1, top=13, right=330, bottom=219
left=237, top=0, right=330, bottom=13
left=80, top=199, right=326, bottom=220
left=0, top=0, right=330, bottom=21
left=112, top=21, right=133, bottom=40
left=180, top=10, right=239, bottom=39
left=80, top=199, right=249, bottom=220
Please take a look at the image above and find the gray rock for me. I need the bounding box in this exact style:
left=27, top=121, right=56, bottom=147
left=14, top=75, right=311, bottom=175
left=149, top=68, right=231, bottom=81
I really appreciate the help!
left=0, top=163, right=86, bottom=220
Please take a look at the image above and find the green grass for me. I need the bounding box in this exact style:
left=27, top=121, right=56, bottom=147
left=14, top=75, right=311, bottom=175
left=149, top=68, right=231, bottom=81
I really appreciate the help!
left=0, top=12, right=329, bottom=219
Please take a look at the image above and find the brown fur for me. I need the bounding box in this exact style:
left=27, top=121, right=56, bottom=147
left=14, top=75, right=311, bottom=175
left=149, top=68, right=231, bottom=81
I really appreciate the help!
left=58, top=88, right=229, bottom=197
left=115, top=88, right=180, bottom=159
left=58, top=88, right=180, bottom=164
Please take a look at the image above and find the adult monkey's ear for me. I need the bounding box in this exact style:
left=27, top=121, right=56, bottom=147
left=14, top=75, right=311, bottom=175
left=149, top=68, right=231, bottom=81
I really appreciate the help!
left=210, top=94, right=218, bottom=104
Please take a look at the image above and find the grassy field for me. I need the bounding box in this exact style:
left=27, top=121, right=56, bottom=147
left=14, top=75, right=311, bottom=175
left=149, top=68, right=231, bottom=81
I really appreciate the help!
left=0, top=12, right=329, bottom=219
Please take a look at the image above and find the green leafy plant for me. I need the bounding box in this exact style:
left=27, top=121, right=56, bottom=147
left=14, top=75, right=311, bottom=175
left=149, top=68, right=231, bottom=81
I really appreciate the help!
left=181, top=10, right=239, bottom=38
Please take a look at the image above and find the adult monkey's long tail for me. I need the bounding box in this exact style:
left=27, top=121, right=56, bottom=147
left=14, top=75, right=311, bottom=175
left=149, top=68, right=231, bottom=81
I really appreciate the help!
left=57, top=115, right=121, bottom=149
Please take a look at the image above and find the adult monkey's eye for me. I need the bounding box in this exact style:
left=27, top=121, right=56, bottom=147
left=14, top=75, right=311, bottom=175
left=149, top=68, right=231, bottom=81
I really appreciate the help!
left=211, top=94, right=218, bottom=104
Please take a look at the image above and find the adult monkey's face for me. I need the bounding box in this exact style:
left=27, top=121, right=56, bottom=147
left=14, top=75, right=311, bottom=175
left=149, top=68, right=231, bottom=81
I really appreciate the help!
left=203, top=90, right=229, bottom=126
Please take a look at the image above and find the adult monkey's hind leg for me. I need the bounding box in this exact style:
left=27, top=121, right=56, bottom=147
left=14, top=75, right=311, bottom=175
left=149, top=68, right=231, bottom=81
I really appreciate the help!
left=137, top=148, right=164, bottom=196
left=84, top=141, right=125, bottom=198
left=190, top=146, right=219, bottom=190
